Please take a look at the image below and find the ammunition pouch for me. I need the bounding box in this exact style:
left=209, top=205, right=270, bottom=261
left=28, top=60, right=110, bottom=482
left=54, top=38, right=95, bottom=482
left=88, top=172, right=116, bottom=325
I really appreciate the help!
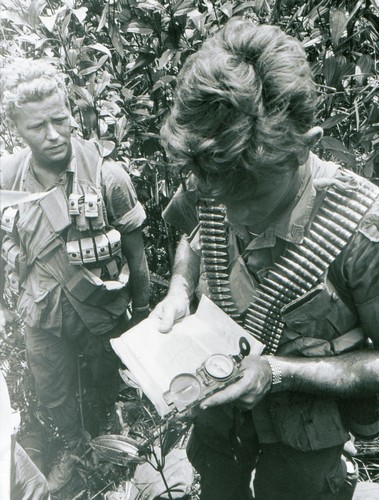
left=1, top=236, right=27, bottom=298
left=65, top=267, right=129, bottom=307
left=1, top=206, right=19, bottom=234
left=66, top=229, right=122, bottom=277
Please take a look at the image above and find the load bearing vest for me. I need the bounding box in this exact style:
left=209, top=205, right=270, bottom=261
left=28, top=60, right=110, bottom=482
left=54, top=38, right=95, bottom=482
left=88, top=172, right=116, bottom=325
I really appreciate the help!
left=64, top=139, right=123, bottom=271
left=0, top=139, right=124, bottom=299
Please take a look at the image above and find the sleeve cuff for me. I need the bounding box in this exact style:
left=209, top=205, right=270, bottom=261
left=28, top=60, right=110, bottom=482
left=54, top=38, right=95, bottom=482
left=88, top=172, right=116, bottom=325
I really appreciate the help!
left=113, top=201, right=146, bottom=233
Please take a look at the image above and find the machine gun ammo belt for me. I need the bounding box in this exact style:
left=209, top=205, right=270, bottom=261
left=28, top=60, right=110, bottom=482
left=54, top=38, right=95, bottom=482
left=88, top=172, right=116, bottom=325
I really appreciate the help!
left=198, top=183, right=377, bottom=355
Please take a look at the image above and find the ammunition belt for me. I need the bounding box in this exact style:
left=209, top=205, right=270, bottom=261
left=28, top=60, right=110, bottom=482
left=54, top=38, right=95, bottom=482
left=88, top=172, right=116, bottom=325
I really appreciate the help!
left=198, top=183, right=377, bottom=354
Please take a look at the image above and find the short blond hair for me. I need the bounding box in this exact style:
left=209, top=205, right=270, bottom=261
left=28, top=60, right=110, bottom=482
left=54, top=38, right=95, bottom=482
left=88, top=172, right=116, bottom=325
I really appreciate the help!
left=0, top=58, right=68, bottom=122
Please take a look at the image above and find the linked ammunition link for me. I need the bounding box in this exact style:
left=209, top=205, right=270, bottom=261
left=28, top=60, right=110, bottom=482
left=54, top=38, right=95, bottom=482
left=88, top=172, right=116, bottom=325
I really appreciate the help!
left=198, top=204, right=241, bottom=322
left=198, top=182, right=377, bottom=354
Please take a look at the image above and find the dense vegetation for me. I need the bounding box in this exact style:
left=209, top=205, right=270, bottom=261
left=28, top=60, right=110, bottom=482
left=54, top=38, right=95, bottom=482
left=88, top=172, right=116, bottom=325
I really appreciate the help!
left=1, top=0, right=378, bottom=498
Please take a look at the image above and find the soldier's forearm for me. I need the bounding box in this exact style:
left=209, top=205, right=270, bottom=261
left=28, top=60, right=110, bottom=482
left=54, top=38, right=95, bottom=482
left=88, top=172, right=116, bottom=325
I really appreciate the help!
left=279, top=351, right=379, bottom=397
left=128, top=253, right=150, bottom=310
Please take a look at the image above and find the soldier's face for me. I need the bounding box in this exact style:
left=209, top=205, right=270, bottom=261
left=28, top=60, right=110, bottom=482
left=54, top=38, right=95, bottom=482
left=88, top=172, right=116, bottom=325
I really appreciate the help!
left=225, top=170, right=302, bottom=231
left=12, top=92, right=72, bottom=168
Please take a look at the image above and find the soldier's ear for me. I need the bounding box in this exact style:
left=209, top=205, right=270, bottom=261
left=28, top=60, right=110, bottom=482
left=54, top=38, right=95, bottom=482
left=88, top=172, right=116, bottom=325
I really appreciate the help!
left=297, top=126, right=323, bottom=165
left=304, top=126, right=323, bottom=147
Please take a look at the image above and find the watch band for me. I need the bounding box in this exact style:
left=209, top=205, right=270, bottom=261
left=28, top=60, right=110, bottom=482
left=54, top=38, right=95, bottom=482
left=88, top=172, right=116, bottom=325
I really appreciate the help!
left=266, top=356, right=282, bottom=393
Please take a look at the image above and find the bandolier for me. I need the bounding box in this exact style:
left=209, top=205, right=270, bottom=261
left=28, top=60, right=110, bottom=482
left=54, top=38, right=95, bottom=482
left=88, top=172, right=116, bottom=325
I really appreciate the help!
left=198, top=175, right=378, bottom=354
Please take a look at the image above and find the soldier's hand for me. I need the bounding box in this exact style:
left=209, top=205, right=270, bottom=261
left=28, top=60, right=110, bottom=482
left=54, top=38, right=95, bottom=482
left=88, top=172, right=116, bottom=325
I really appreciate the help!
left=200, top=355, right=273, bottom=411
left=149, top=294, right=190, bottom=333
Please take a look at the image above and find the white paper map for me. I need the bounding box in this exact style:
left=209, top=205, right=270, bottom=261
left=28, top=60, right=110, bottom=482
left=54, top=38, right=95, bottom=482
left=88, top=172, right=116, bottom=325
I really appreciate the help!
left=111, top=295, right=264, bottom=416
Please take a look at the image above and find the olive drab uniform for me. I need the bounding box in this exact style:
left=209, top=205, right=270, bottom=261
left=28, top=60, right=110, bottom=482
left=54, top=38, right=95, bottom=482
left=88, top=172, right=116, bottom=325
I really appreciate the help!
left=0, top=137, right=146, bottom=440
left=163, top=153, right=379, bottom=499
left=1, top=138, right=131, bottom=332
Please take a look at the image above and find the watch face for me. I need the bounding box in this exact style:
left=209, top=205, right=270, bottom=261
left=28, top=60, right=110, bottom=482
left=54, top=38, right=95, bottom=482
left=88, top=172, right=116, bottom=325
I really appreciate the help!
left=169, top=373, right=202, bottom=404
left=204, top=354, right=234, bottom=380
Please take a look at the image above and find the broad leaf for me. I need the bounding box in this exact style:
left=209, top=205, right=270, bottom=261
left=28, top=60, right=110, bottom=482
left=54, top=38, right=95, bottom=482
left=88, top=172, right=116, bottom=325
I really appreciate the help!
left=321, top=114, right=348, bottom=129
left=329, top=8, right=348, bottom=47
left=39, top=14, right=57, bottom=32
left=87, top=43, right=112, bottom=58
left=79, top=55, right=109, bottom=76
left=355, top=54, right=373, bottom=85
left=72, top=7, right=88, bottom=23
left=125, top=22, right=154, bottom=35
left=320, top=137, right=356, bottom=167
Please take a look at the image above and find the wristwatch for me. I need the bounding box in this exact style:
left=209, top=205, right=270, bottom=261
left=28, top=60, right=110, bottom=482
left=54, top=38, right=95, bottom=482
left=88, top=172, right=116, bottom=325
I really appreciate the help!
left=265, top=355, right=282, bottom=393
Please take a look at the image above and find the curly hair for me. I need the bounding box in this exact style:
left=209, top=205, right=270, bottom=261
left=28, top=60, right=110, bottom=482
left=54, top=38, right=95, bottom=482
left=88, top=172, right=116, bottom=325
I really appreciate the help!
left=160, top=18, right=318, bottom=201
left=0, top=58, right=68, bottom=122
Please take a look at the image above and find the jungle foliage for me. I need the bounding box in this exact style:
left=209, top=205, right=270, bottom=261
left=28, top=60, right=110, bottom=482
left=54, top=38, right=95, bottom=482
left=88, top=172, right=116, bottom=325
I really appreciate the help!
left=0, top=0, right=379, bottom=498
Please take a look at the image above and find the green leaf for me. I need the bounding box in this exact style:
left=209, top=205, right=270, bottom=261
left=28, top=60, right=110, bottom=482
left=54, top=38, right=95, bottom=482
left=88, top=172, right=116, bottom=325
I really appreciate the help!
left=320, top=137, right=356, bottom=167
left=110, top=27, right=125, bottom=57
left=72, top=85, right=94, bottom=107
left=99, top=140, right=115, bottom=157
left=125, top=53, right=156, bottom=73
left=97, top=4, right=108, bottom=32
left=79, top=55, right=109, bottom=76
left=233, top=1, right=256, bottom=15
left=157, top=49, right=175, bottom=69
left=72, top=7, right=88, bottom=23
left=95, top=71, right=111, bottom=97
left=137, top=1, right=166, bottom=13
left=152, top=75, right=176, bottom=92
left=172, top=0, right=195, bottom=16
left=323, top=55, right=348, bottom=89
left=115, top=115, right=128, bottom=144
left=321, top=114, right=348, bottom=129
left=87, top=43, right=112, bottom=58
left=66, top=48, right=78, bottom=68
left=60, top=10, right=72, bottom=41
left=327, top=150, right=357, bottom=168
left=220, top=2, right=233, bottom=18
left=132, top=108, right=151, bottom=116
left=0, top=9, right=27, bottom=27
left=254, top=0, right=266, bottom=15
left=39, top=14, right=57, bottom=32
left=125, top=22, right=154, bottom=35
left=355, top=54, right=373, bottom=85
left=28, top=0, right=46, bottom=28
left=188, top=10, right=206, bottom=34
left=329, top=8, right=348, bottom=47
left=363, top=160, right=374, bottom=178
left=320, top=136, right=351, bottom=153
left=80, top=107, right=97, bottom=133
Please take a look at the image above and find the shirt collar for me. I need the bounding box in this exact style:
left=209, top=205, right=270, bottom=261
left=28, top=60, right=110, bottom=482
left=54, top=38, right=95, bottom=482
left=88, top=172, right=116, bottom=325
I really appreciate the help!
left=228, top=158, right=316, bottom=250
left=23, top=141, right=76, bottom=191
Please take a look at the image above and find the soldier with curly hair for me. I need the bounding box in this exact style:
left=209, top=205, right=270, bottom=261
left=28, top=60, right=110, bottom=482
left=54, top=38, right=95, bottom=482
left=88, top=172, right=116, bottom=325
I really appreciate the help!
left=152, top=18, right=379, bottom=500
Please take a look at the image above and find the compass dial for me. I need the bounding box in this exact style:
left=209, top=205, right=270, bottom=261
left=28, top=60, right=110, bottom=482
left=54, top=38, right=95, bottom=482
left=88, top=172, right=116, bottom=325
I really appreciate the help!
left=204, top=354, right=234, bottom=380
left=169, top=373, right=202, bottom=404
